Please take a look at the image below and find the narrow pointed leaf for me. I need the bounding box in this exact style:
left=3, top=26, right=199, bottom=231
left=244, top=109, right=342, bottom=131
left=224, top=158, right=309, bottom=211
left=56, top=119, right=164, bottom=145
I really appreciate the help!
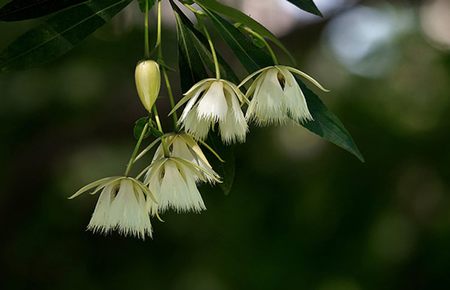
left=0, top=0, right=87, bottom=21
left=298, top=79, right=364, bottom=162
left=174, top=12, right=208, bottom=92
left=201, top=7, right=273, bottom=73
left=170, top=0, right=238, bottom=83
left=287, top=0, right=322, bottom=17
left=194, top=0, right=295, bottom=62
left=0, top=0, right=132, bottom=72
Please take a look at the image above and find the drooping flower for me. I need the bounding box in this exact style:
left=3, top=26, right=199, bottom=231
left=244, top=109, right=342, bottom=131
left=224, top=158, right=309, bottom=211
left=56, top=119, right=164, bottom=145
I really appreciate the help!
left=240, top=65, right=329, bottom=125
left=144, top=144, right=220, bottom=215
left=172, top=79, right=248, bottom=144
left=151, top=133, right=220, bottom=184
left=69, top=176, right=156, bottom=239
left=135, top=60, right=161, bottom=112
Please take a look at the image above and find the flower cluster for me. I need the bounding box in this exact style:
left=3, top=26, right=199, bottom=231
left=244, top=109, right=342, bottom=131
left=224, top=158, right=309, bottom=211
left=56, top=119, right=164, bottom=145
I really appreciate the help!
left=176, top=65, right=328, bottom=141
left=70, top=1, right=328, bottom=240
left=70, top=63, right=326, bottom=239
left=71, top=130, right=220, bottom=239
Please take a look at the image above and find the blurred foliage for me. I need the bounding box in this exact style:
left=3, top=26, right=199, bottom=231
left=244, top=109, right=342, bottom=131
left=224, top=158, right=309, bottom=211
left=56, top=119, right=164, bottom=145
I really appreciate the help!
left=1, top=1, right=450, bottom=290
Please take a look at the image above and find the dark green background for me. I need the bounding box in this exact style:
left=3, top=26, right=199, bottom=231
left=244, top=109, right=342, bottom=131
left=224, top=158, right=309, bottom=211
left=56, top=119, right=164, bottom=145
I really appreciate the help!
left=1, top=1, right=449, bottom=290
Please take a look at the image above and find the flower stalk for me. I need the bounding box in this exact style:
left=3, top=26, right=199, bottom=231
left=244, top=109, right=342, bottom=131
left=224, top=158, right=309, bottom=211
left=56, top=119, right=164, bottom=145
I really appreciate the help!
left=198, top=15, right=221, bottom=79
left=152, top=106, right=170, bottom=157
left=244, top=27, right=279, bottom=65
left=125, top=122, right=149, bottom=176
left=144, top=0, right=150, bottom=58
left=156, top=0, right=178, bottom=128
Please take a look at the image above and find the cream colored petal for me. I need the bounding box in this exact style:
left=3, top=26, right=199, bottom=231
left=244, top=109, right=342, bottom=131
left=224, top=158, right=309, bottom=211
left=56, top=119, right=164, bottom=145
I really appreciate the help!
left=245, top=75, right=264, bottom=120
left=244, top=74, right=261, bottom=100
left=238, top=66, right=272, bottom=88
left=183, top=78, right=215, bottom=96
left=178, top=82, right=209, bottom=122
left=177, top=163, right=206, bottom=212
left=133, top=178, right=157, bottom=204
left=284, top=66, right=330, bottom=92
left=87, top=182, right=118, bottom=234
left=197, top=81, right=228, bottom=121
left=134, top=137, right=162, bottom=163
left=182, top=109, right=213, bottom=141
left=172, top=135, right=196, bottom=161
left=159, top=160, right=191, bottom=212
left=146, top=162, right=164, bottom=216
left=219, top=94, right=248, bottom=144
left=69, top=176, right=118, bottom=199
left=172, top=157, right=221, bottom=184
left=282, top=68, right=313, bottom=122
left=144, top=158, right=167, bottom=185
left=248, top=68, right=285, bottom=125
left=223, top=81, right=246, bottom=104
left=176, top=134, right=221, bottom=183
left=110, top=179, right=152, bottom=239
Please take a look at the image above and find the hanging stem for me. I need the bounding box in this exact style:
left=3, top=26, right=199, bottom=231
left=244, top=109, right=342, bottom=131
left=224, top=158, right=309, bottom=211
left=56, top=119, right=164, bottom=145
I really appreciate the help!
left=163, top=69, right=178, bottom=128
left=125, top=123, right=149, bottom=176
left=125, top=0, right=157, bottom=177
left=152, top=106, right=170, bottom=157
left=156, top=0, right=162, bottom=51
left=244, top=27, right=278, bottom=65
left=199, top=17, right=221, bottom=79
left=144, top=0, right=150, bottom=58
left=152, top=106, right=163, bottom=133
left=156, top=0, right=178, bottom=128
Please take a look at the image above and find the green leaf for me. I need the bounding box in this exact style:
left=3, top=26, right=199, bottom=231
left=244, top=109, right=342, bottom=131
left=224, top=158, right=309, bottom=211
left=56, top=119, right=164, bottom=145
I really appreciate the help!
left=0, top=0, right=132, bottom=72
left=133, top=117, right=162, bottom=140
left=133, top=117, right=150, bottom=140
left=137, top=0, right=155, bottom=13
left=201, top=7, right=273, bottom=73
left=207, top=134, right=235, bottom=195
left=190, top=32, right=238, bottom=83
left=298, top=79, right=364, bottom=162
left=170, top=0, right=238, bottom=83
left=0, top=0, right=87, bottom=21
left=174, top=10, right=208, bottom=92
left=286, top=0, right=323, bottom=17
left=148, top=122, right=163, bottom=138
left=194, top=0, right=295, bottom=63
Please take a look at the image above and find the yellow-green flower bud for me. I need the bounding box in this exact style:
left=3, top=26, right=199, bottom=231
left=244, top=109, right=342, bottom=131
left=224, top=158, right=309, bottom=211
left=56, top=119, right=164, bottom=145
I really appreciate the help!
left=135, top=60, right=161, bottom=112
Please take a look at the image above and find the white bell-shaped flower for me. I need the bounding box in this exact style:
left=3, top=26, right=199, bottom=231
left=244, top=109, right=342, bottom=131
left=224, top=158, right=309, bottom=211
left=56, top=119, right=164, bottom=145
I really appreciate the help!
left=69, top=176, right=156, bottom=239
left=144, top=157, right=215, bottom=215
left=240, top=65, right=329, bottom=125
left=152, top=133, right=220, bottom=183
left=172, top=79, right=248, bottom=144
